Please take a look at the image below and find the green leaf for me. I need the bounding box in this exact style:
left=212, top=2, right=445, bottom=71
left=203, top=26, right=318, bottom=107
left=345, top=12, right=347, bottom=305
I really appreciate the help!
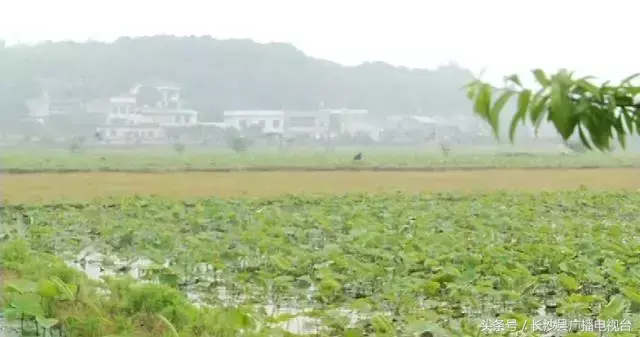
left=509, top=89, right=532, bottom=142
left=558, top=274, right=580, bottom=291
left=50, top=276, right=75, bottom=300
left=548, top=80, right=577, bottom=140
left=621, top=287, right=640, bottom=305
left=599, top=295, right=626, bottom=320
left=344, top=328, right=363, bottom=337
left=614, top=117, right=627, bottom=149
left=575, top=79, right=600, bottom=97
left=36, top=316, right=59, bottom=329
left=529, top=90, right=549, bottom=128
left=504, top=74, right=522, bottom=88
left=532, top=69, right=550, bottom=87
left=3, top=283, right=24, bottom=294
left=577, top=126, right=594, bottom=151
left=37, top=280, right=60, bottom=298
left=9, top=293, right=45, bottom=318
left=156, top=313, right=180, bottom=337
left=490, top=90, right=516, bottom=139
left=371, top=314, right=395, bottom=335
left=620, top=73, right=640, bottom=86
left=472, top=83, right=493, bottom=120
left=464, top=80, right=481, bottom=100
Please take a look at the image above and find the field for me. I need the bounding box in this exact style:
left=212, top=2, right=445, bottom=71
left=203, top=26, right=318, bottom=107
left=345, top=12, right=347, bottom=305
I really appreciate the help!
left=3, top=148, right=640, bottom=173
left=5, top=169, right=640, bottom=204
left=2, top=148, right=640, bottom=337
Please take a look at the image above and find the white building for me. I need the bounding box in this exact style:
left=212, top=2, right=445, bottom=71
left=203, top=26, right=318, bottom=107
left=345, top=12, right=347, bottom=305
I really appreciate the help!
left=284, top=109, right=331, bottom=139
left=222, top=108, right=379, bottom=140
left=139, top=108, right=199, bottom=127
left=97, top=84, right=199, bottom=144
left=223, top=110, right=285, bottom=134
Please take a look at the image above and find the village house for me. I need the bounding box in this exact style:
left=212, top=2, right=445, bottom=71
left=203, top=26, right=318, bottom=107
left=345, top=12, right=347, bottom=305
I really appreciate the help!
left=21, top=79, right=202, bottom=144
left=222, top=110, right=285, bottom=134
left=97, top=83, right=200, bottom=144
left=222, top=108, right=377, bottom=141
left=283, top=109, right=331, bottom=140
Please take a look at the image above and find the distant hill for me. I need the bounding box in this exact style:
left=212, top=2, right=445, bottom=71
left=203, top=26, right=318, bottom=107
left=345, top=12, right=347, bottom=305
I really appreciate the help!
left=0, top=35, right=477, bottom=121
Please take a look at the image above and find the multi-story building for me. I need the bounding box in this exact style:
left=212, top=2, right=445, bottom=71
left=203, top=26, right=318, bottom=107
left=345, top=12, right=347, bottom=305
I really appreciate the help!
left=97, top=83, right=199, bottom=144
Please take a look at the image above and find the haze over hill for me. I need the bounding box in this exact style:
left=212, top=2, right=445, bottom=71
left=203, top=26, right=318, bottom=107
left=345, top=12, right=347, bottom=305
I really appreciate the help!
left=0, top=35, right=478, bottom=122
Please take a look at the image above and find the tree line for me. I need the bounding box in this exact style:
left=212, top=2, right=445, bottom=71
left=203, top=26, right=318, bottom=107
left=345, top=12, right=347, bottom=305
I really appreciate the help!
left=0, top=35, right=476, bottom=122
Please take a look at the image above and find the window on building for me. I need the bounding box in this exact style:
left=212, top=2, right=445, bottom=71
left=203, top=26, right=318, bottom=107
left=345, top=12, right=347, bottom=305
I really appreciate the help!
left=110, top=129, right=116, bottom=137
left=273, top=119, right=281, bottom=128
left=239, top=119, right=247, bottom=128
left=257, top=120, right=266, bottom=128
left=185, top=116, right=191, bottom=124
left=175, top=115, right=181, bottom=124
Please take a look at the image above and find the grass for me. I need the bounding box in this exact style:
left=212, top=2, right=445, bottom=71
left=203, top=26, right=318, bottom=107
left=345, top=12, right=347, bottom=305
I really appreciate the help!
left=2, top=147, right=640, bottom=172
left=4, top=168, right=640, bottom=204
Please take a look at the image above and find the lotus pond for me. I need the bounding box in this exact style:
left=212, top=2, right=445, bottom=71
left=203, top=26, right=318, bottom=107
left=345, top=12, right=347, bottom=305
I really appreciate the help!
left=2, top=191, right=640, bottom=337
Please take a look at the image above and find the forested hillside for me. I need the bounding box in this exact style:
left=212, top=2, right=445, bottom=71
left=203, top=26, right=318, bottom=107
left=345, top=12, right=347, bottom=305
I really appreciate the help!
left=0, top=35, right=476, bottom=120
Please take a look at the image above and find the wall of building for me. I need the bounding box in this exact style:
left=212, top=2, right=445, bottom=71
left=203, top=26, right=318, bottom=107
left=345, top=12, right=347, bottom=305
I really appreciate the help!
left=223, top=111, right=285, bottom=133
left=283, top=110, right=330, bottom=138
left=97, top=125, right=166, bottom=143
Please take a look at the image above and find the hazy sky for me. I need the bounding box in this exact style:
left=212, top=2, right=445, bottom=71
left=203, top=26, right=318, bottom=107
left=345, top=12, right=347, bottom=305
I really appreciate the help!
left=2, top=0, right=635, bottom=84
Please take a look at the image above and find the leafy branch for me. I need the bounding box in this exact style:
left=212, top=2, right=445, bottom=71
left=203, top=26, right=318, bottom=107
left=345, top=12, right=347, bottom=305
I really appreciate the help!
left=466, top=69, right=640, bottom=151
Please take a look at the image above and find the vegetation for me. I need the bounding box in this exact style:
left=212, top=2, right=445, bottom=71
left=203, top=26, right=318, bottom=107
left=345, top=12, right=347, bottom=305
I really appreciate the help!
left=2, top=192, right=640, bottom=336
left=467, top=69, right=640, bottom=151
left=173, top=142, right=186, bottom=154
left=228, top=137, right=251, bottom=153
left=68, top=137, right=87, bottom=153
left=2, top=149, right=637, bottom=174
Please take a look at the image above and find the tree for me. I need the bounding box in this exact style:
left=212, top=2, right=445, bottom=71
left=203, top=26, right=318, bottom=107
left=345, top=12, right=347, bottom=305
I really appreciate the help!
left=136, top=85, right=163, bottom=107
left=466, top=69, right=640, bottom=151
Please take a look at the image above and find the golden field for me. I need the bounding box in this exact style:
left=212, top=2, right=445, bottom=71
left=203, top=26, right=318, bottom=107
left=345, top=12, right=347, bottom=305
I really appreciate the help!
left=4, top=168, right=640, bottom=204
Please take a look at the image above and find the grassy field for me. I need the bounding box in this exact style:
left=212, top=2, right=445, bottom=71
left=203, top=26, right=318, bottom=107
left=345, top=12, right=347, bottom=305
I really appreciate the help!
left=4, top=168, right=640, bottom=204
left=2, top=147, right=640, bottom=172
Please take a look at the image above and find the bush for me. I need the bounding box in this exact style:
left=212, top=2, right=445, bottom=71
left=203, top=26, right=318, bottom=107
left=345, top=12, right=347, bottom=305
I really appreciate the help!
left=174, top=142, right=186, bottom=153
left=228, top=136, right=250, bottom=153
